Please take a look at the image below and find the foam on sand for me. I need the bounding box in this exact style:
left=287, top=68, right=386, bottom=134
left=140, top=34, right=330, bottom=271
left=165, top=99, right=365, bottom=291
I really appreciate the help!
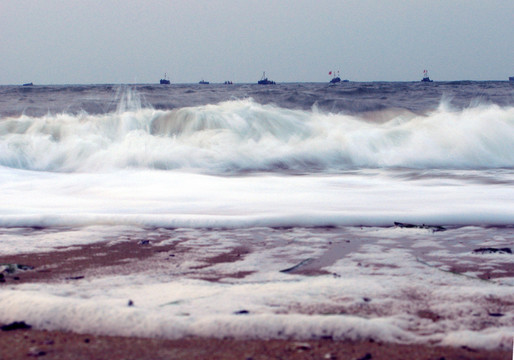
left=0, top=226, right=512, bottom=349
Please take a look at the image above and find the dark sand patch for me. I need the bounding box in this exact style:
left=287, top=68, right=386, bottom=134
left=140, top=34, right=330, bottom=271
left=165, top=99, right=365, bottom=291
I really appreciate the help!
left=191, top=245, right=256, bottom=281
left=0, top=328, right=510, bottom=360
left=0, top=238, right=181, bottom=284
left=0, top=237, right=256, bottom=285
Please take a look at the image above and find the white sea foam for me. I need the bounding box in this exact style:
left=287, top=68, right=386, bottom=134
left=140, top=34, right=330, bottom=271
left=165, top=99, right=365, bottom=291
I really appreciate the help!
left=0, top=167, right=512, bottom=230
left=1, top=99, right=513, bottom=172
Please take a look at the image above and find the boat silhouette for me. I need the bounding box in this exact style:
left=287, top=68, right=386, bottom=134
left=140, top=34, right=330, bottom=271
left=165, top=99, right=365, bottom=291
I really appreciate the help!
left=421, top=70, right=433, bottom=82
left=329, top=71, right=341, bottom=83
left=160, top=73, right=170, bottom=85
left=258, top=72, right=275, bottom=85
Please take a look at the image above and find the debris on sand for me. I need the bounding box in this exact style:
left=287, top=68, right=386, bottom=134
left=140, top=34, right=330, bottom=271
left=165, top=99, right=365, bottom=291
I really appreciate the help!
left=394, top=222, right=446, bottom=232
left=472, top=247, right=512, bottom=254
left=1, top=321, right=32, bottom=331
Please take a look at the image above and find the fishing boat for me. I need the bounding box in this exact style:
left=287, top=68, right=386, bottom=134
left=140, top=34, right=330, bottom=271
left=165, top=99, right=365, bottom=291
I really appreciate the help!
left=159, top=73, right=170, bottom=85
left=258, top=72, right=275, bottom=85
left=421, top=70, right=433, bottom=82
left=329, top=71, right=341, bottom=84
left=199, top=79, right=209, bottom=84
left=509, top=76, right=514, bottom=81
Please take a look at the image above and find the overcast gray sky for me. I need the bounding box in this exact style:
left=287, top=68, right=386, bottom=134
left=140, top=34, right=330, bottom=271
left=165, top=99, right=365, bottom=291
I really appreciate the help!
left=1, top=0, right=512, bottom=84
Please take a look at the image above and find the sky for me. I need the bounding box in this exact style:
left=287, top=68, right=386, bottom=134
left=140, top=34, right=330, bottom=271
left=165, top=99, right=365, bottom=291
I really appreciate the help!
left=1, top=0, right=513, bottom=85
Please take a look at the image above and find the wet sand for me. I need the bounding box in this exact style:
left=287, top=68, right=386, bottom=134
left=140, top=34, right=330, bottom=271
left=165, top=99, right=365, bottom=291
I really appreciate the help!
left=0, top=231, right=512, bottom=359
left=0, top=327, right=511, bottom=360
left=1, top=228, right=512, bottom=284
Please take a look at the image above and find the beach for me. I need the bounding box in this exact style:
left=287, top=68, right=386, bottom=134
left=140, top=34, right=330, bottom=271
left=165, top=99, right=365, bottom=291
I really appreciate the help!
left=0, top=82, right=513, bottom=357
left=1, top=226, right=513, bottom=359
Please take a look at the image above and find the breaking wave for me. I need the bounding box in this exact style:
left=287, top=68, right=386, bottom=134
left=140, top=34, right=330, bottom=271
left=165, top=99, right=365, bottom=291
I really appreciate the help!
left=1, top=95, right=513, bottom=173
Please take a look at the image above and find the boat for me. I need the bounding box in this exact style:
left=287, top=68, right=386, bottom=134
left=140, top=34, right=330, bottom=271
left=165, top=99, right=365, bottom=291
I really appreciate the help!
left=199, top=80, right=209, bottom=84
left=421, top=70, right=433, bottom=82
left=257, top=72, right=275, bottom=85
left=329, top=71, right=341, bottom=83
left=224, top=81, right=233, bottom=85
left=509, top=76, right=514, bottom=81
left=22, top=82, right=33, bottom=86
left=159, top=73, right=170, bottom=85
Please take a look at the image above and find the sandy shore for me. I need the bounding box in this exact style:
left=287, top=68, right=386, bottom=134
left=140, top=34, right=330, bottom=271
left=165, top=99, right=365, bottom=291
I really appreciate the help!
left=1, top=230, right=512, bottom=359
left=0, top=327, right=510, bottom=360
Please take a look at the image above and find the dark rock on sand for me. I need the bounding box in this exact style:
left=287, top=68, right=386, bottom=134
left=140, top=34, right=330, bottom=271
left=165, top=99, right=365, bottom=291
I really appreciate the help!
left=65, top=275, right=85, bottom=280
left=393, top=222, right=446, bottom=232
left=472, top=247, right=512, bottom=254
left=292, top=342, right=312, bottom=351
left=234, top=310, right=250, bottom=315
left=1, top=321, right=32, bottom=331
left=27, top=347, right=46, bottom=357
left=488, top=312, right=504, bottom=317
left=356, top=353, right=372, bottom=360
left=0, top=264, right=34, bottom=274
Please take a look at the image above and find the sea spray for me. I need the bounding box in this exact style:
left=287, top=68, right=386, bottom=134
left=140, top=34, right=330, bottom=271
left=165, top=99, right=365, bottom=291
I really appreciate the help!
left=1, top=96, right=513, bottom=172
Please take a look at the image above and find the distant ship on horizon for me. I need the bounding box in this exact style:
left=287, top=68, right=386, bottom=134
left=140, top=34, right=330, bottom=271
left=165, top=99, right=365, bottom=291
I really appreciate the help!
left=509, top=76, right=514, bottom=81
left=329, top=71, right=349, bottom=84
left=421, top=70, right=433, bottom=82
left=160, top=73, right=170, bottom=85
left=258, top=72, right=275, bottom=85
left=329, top=71, right=340, bottom=83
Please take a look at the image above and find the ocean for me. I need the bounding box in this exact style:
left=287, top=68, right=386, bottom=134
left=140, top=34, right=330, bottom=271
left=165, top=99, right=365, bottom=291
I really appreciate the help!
left=0, top=81, right=513, bottom=348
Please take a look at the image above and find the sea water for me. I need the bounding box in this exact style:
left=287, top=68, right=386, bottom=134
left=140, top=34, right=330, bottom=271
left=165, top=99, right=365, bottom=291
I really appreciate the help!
left=0, top=82, right=513, bottom=348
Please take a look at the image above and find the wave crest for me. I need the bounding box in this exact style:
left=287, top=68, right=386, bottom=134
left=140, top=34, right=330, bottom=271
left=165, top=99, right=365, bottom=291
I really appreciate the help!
left=0, top=97, right=513, bottom=173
